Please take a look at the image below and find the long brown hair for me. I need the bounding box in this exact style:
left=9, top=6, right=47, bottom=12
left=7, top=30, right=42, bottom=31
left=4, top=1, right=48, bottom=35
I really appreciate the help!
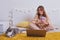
left=36, top=6, right=48, bottom=19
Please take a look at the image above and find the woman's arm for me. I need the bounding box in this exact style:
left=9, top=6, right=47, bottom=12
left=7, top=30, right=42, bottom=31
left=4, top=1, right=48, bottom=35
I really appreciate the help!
left=31, top=15, right=39, bottom=24
left=45, top=16, right=54, bottom=30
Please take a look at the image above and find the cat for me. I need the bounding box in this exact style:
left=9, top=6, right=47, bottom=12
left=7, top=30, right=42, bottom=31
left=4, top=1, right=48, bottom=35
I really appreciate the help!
left=5, top=27, right=26, bottom=37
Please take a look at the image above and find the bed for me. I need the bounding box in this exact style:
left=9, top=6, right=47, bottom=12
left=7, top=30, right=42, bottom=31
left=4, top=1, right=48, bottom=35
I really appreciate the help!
left=0, top=32, right=60, bottom=40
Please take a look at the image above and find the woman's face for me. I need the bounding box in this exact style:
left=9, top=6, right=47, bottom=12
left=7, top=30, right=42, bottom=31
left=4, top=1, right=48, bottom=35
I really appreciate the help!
left=38, top=8, right=44, bottom=15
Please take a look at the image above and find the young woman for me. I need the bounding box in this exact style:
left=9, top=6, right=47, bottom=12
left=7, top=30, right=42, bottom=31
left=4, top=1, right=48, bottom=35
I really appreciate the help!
left=29, top=6, right=54, bottom=31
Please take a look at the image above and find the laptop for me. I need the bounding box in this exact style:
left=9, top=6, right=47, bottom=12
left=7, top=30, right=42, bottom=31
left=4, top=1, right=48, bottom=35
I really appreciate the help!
left=26, top=30, right=46, bottom=37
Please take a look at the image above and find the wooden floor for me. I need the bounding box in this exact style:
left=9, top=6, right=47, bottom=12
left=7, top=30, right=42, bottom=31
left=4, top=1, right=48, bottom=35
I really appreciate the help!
left=0, top=32, right=60, bottom=40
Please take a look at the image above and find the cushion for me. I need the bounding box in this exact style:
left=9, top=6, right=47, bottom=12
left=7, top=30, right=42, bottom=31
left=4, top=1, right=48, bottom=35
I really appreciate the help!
left=16, top=21, right=30, bottom=28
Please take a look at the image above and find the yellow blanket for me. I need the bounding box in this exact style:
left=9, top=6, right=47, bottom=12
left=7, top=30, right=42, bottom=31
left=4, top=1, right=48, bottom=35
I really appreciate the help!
left=0, top=32, right=60, bottom=40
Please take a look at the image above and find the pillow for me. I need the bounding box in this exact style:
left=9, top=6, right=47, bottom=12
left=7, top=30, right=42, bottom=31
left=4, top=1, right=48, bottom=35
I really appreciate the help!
left=16, top=21, right=30, bottom=28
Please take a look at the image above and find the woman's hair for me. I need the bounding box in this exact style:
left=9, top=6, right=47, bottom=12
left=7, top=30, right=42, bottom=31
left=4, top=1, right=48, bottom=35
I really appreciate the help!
left=36, top=6, right=48, bottom=19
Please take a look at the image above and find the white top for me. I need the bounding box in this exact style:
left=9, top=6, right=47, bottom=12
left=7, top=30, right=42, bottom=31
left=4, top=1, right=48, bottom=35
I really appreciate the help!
left=40, top=16, right=46, bottom=21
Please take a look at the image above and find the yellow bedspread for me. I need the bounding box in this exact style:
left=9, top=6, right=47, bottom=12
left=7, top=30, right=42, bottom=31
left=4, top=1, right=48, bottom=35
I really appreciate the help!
left=0, top=32, right=60, bottom=40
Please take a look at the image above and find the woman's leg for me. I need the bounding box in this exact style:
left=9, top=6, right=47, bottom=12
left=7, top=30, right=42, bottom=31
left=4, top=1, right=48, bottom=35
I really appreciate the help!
left=29, top=23, right=41, bottom=30
left=45, top=25, right=54, bottom=31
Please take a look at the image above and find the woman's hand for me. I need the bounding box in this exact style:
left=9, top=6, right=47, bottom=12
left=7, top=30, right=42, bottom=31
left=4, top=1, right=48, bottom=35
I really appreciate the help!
left=31, top=18, right=38, bottom=24
left=42, top=21, right=49, bottom=27
left=41, top=19, right=49, bottom=25
left=31, top=19, right=40, bottom=24
left=32, top=20, right=36, bottom=24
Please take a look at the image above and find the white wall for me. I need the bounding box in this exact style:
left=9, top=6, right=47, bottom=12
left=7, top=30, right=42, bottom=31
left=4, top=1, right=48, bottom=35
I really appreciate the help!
left=0, top=0, right=60, bottom=32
